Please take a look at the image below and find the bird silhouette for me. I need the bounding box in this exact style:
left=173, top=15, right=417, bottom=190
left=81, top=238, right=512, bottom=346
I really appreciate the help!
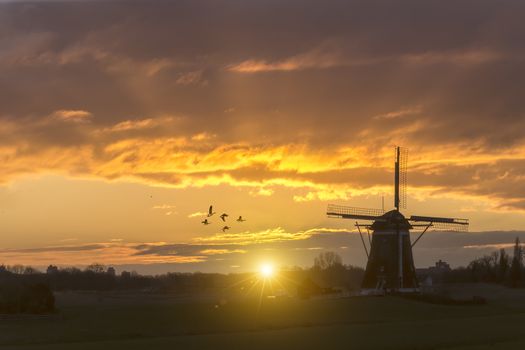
left=201, top=219, right=211, bottom=225
left=222, top=226, right=230, bottom=232
left=207, top=205, right=216, bottom=217
left=237, top=216, right=246, bottom=222
left=220, top=213, right=229, bottom=222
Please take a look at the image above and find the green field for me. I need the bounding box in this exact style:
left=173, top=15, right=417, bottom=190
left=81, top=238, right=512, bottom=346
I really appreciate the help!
left=2, top=284, right=525, bottom=350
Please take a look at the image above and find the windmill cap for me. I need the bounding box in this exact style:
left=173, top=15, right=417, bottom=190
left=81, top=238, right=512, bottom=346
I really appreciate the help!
left=371, top=210, right=413, bottom=230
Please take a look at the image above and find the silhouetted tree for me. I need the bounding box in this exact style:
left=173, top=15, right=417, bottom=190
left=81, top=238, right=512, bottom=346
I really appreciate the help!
left=8, top=264, right=25, bottom=274
left=86, top=263, right=105, bottom=274
left=46, top=265, right=59, bottom=274
left=313, top=251, right=343, bottom=270
left=23, top=266, right=40, bottom=275
left=310, top=252, right=363, bottom=289
left=498, top=248, right=509, bottom=282
left=468, top=254, right=498, bottom=282
left=0, top=282, right=54, bottom=314
left=510, top=237, right=523, bottom=287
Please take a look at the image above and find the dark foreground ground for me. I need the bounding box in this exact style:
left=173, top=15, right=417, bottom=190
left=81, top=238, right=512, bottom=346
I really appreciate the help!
left=2, top=284, right=525, bottom=350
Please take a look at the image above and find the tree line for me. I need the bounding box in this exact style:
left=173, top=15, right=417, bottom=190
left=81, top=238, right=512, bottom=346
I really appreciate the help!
left=0, top=255, right=364, bottom=299
left=443, top=237, right=525, bottom=287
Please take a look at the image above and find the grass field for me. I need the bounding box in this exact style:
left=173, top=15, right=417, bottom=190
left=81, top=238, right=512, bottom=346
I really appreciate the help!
left=2, top=284, right=525, bottom=349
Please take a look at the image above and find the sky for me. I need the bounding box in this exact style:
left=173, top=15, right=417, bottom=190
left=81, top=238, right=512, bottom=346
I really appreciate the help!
left=2, top=0, right=525, bottom=274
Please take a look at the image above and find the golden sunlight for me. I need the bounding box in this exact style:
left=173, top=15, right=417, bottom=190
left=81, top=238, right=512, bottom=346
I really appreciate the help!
left=259, top=263, right=275, bottom=279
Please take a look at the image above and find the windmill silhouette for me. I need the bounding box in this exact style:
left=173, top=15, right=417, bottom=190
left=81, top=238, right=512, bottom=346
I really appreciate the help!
left=327, top=147, right=469, bottom=294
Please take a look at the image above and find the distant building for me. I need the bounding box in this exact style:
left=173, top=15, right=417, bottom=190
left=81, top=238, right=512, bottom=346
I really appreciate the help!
left=433, top=260, right=451, bottom=272
left=107, top=267, right=116, bottom=276
left=416, top=260, right=452, bottom=286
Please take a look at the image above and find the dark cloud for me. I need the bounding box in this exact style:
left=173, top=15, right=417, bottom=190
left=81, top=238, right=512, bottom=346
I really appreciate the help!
left=6, top=230, right=525, bottom=273
left=132, top=243, right=244, bottom=257
left=0, top=244, right=106, bottom=254
left=2, top=0, right=525, bottom=208
left=124, top=229, right=525, bottom=273
left=131, top=229, right=525, bottom=269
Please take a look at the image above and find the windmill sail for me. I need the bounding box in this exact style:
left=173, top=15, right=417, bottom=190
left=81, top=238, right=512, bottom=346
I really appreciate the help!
left=394, top=147, right=408, bottom=210
left=409, top=215, right=469, bottom=232
left=326, top=204, right=384, bottom=221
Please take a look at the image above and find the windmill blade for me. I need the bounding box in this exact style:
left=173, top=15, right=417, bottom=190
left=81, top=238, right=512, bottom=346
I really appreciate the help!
left=398, top=147, right=408, bottom=209
left=409, top=215, right=469, bottom=224
left=409, top=215, right=469, bottom=232
left=327, top=204, right=384, bottom=221
left=394, top=146, right=408, bottom=210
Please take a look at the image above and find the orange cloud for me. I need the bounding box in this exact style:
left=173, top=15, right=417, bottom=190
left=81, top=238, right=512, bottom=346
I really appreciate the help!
left=228, top=46, right=505, bottom=74
left=0, top=241, right=205, bottom=266
left=3, top=112, right=525, bottom=211
left=51, top=109, right=92, bottom=123
left=196, top=227, right=351, bottom=245
left=188, top=211, right=207, bottom=218
left=227, top=44, right=350, bottom=73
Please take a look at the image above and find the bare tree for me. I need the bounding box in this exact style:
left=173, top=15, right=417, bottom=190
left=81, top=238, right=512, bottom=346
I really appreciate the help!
left=510, top=237, right=523, bottom=287
left=8, top=264, right=25, bottom=274
left=86, top=263, right=106, bottom=274
left=498, top=248, right=509, bottom=282
left=314, top=251, right=343, bottom=270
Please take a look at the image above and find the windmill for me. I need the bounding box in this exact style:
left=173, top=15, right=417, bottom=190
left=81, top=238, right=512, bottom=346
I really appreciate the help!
left=327, top=147, right=469, bottom=294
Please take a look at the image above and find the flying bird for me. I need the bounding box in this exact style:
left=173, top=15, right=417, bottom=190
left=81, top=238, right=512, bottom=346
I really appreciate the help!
left=237, top=216, right=246, bottom=222
left=207, top=205, right=216, bottom=217
left=220, top=213, right=229, bottom=222
left=201, top=219, right=211, bottom=225
left=222, top=226, right=230, bottom=232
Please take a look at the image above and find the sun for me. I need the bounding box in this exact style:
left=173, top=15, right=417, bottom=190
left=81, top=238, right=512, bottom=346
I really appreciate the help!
left=259, top=263, right=275, bottom=278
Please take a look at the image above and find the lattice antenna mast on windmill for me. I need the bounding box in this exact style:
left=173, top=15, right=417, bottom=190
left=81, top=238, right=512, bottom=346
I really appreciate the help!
left=327, top=147, right=469, bottom=294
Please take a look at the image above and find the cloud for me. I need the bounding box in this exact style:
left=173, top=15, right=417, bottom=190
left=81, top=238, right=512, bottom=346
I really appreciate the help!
left=51, top=110, right=92, bottom=123
left=0, top=228, right=349, bottom=268
left=152, top=205, right=178, bottom=215
left=463, top=243, right=517, bottom=250
left=188, top=211, right=207, bottom=218
left=0, top=241, right=207, bottom=266
left=3, top=230, right=525, bottom=272
left=152, top=204, right=177, bottom=210
left=4, top=109, right=525, bottom=211
left=199, top=249, right=246, bottom=255
left=196, top=227, right=350, bottom=245
left=0, top=244, right=105, bottom=254
left=100, top=117, right=177, bottom=133
left=2, top=0, right=525, bottom=212
left=226, top=48, right=344, bottom=73
left=3, top=116, right=525, bottom=211
left=195, top=227, right=311, bottom=245
left=228, top=45, right=506, bottom=73
left=175, top=70, right=206, bottom=85
left=248, top=187, right=274, bottom=197
left=373, top=106, right=423, bottom=120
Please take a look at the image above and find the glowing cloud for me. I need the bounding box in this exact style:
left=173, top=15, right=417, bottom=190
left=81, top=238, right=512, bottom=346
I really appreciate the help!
left=51, top=110, right=92, bottom=123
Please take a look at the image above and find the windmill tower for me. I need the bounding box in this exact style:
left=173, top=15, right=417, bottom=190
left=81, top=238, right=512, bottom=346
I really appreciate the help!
left=327, top=147, right=469, bottom=294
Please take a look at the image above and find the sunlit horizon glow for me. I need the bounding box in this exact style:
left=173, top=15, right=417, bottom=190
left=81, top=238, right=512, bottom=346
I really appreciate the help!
left=259, top=263, right=275, bottom=279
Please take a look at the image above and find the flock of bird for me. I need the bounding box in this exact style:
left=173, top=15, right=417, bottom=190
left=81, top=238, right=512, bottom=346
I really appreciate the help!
left=201, top=205, right=245, bottom=232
